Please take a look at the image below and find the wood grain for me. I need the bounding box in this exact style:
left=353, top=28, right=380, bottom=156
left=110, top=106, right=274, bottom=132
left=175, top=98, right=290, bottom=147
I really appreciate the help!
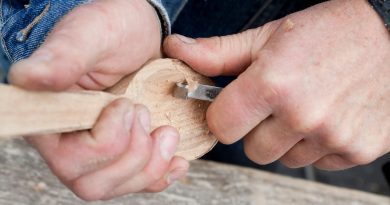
left=0, top=139, right=389, bottom=205
left=0, top=86, right=116, bottom=137
left=0, top=58, right=217, bottom=160
left=109, top=59, right=217, bottom=160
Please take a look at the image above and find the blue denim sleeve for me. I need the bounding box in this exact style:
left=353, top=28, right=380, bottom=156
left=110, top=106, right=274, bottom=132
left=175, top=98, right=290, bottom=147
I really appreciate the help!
left=0, top=0, right=172, bottom=80
left=0, top=0, right=90, bottom=64
left=147, top=0, right=172, bottom=35
left=160, top=0, right=188, bottom=23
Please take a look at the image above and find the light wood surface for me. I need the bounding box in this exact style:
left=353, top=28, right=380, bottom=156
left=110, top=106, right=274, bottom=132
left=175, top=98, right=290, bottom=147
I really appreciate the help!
left=0, top=59, right=217, bottom=160
left=1, top=139, right=389, bottom=205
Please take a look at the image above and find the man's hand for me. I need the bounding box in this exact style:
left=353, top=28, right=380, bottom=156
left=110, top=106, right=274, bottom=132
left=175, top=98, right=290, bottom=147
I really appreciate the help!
left=8, top=0, right=188, bottom=201
left=164, top=0, right=390, bottom=170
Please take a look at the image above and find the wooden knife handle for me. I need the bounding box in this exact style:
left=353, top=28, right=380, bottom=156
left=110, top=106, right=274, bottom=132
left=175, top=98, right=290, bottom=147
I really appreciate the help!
left=0, top=84, right=118, bottom=138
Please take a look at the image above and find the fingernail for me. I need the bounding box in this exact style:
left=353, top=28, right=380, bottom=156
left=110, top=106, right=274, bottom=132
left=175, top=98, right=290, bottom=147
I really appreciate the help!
left=124, top=111, right=133, bottom=133
left=137, top=108, right=151, bottom=132
left=175, top=34, right=196, bottom=44
left=167, top=168, right=187, bottom=184
left=160, top=130, right=178, bottom=161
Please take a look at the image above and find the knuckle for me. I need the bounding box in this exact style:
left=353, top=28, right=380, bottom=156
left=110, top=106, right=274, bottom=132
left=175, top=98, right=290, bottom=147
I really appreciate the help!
left=71, top=180, right=105, bottom=201
left=205, top=36, right=224, bottom=54
left=244, top=150, right=270, bottom=165
left=290, top=115, right=322, bottom=134
left=65, top=53, right=87, bottom=73
left=319, top=132, right=351, bottom=152
left=280, top=158, right=301, bottom=169
left=243, top=143, right=260, bottom=164
left=45, top=158, right=77, bottom=182
left=346, top=150, right=378, bottom=165
left=109, top=98, right=133, bottom=110
left=288, top=108, right=331, bottom=136
left=243, top=140, right=273, bottom=165
left=103, top=99, right=134, bottom=119
left=258, top=71, right=287, bottom=99
left=145, top=170, right=164, bottom=183
left=145, top=183, right=168, bottom=193
left=261, top=74, right=285, bottom=93
left=279, top=154, right=304, bottom=169
left=313, top=154, right=356, bottom=171
left=198, top=36, right=228, bottom=76
left=254, top=66, right=290, bottom=109
left=206, top=109, right=235, bottom=144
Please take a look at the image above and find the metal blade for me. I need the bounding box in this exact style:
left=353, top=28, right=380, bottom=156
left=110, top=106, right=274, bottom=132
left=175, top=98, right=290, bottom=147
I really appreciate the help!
left=173, top=82, right=222, bottom=102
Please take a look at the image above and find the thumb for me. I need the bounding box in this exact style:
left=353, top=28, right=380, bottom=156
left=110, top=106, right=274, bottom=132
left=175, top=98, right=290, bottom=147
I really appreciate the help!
left=8, top=1, right=114, bottom=91
left=163, top=23, right=278, bottom=77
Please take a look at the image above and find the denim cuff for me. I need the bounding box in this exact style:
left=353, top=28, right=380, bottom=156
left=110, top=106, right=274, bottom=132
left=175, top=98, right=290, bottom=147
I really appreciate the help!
left=146, top=0, right=171, bottom=37
left=0, top=0, right=91, bottom=64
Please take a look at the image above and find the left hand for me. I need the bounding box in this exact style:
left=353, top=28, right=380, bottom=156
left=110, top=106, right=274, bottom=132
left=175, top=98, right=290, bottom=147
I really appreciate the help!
left=8, top=0, right=189, bottom=200
left=164, top=0, right=390, bottom=170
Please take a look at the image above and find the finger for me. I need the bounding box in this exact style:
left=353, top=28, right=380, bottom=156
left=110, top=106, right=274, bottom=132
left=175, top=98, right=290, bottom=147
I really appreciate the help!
left=243, top=118, right=302, bottom=165
left=163, top=22, right=279, bottom=77
left=8, top=1, right=117, bottom=91
left=71, top=104, right=153, bottom=201
left=142, top=157, right=189, bottom=193
left=104, top=156, right=189, bottom=199
left=28, top=99, right=137, bottom=183
left=279, top=139, right=328, bottom=168
left=102, top=126, right=181, bottom=198
left=314, top=154, right=356, bottom=171
left=207, top=65, right=274, bottom=144
left=24, top=134, right=60, bottom=155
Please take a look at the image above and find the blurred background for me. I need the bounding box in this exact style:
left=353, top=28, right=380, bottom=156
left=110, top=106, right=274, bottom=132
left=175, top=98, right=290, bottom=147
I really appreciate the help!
left=0, top=0, right=388, bottom=197
left=202, top=141, right=390, bottom=196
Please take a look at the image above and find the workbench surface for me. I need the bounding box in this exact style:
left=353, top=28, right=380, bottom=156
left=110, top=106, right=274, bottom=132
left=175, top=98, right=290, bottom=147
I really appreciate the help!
left=0, top=139, right=389, bottom=205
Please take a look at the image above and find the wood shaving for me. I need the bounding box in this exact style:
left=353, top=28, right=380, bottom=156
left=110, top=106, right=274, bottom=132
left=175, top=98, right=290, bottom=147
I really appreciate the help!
left=165, top=112, right=172, bottom=123
left=185, top=78, right=199, bottom=93
left=283, top=18, right=294, bottom=31
left=32, top=182, right=48, bottom=192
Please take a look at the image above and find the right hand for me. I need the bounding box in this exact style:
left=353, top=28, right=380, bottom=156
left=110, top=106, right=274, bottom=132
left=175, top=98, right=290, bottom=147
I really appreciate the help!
left=163, top=0, right=390, bottom=171
left=8, top=0, right=189, bottom=201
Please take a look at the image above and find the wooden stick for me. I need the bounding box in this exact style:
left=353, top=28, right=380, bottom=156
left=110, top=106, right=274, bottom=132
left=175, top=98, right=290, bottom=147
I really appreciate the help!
left=0, top=59, right=217, bottom=160
left=0, top=85, right=116, bottom=137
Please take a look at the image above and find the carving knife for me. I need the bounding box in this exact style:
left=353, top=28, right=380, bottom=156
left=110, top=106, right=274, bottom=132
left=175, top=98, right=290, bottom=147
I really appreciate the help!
left=173, top=82, right=223, bottom=102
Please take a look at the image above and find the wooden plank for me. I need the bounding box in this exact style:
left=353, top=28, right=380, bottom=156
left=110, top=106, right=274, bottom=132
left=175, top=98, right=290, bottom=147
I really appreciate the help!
left=0, top=139, right=388, bottom=205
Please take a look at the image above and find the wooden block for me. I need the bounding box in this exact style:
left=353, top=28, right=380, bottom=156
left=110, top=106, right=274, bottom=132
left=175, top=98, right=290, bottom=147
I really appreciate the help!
left=0, top=59, right=217, bottom=160
left=109, top=59, right=218, bottom=160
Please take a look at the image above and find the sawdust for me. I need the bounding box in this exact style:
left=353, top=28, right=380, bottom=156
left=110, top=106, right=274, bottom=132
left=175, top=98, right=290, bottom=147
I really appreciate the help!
left=185, top=78, right=199, bottom=93
left=175, top=62, right=200, bottom=93
left=179, top=176, right=192, bottom=185
left=29, top=181, right=48, bottom=192
left=283, top=18, right=295, bottom=31
left=165, top=112, right=172, bottom=123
